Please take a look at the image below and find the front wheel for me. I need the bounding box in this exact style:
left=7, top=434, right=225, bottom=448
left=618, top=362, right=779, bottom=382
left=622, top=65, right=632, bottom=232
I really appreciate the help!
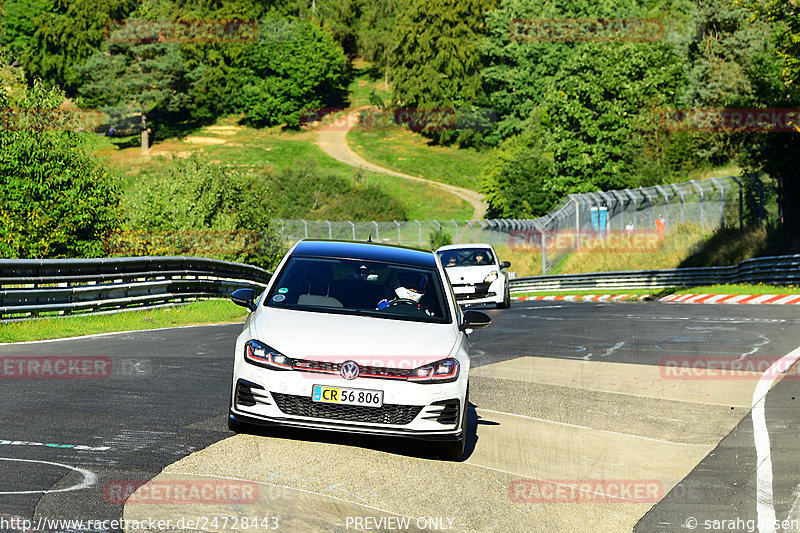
left=440, top=387, right=469, bottom=461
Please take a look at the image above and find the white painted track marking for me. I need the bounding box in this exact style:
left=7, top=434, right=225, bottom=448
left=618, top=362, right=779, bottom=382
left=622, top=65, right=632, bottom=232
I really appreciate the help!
left=753, top=345, right=800, bottom=533
left=0, top=458, right=96, bottom=494
left=475, top=408, right=710, bottom=447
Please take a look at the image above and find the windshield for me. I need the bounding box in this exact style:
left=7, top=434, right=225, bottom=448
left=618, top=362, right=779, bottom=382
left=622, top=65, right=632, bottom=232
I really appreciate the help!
left=265, top=256, right=451, bottom=324
left=437, top=248, right=495, bottom=267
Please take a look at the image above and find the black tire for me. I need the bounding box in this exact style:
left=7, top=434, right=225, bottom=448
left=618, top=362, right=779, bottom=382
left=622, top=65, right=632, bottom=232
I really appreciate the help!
left=441, top=386, right=469, bottom=461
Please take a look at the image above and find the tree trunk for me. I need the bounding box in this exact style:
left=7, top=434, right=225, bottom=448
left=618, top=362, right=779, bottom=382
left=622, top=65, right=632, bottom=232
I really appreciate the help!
left=140, top=112, right=149, bottom=152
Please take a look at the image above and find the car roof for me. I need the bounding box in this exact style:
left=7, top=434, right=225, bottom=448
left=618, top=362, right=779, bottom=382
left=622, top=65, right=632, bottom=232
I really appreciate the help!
left=436, top=243, right=494, bottom=252
left=292, top=240, right=438, bottom=269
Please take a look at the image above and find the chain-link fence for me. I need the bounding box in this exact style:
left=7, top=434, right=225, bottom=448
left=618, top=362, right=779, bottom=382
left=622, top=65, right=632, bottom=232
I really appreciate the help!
left=274, top=174, right=776, bottom=273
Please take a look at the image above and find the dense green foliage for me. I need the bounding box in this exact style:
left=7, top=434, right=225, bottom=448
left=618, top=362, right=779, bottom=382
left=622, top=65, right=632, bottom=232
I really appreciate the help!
left=1, top=0, right=799, bottom=261
left=391, top=0, right=497, bottom=146
left=0, top=69, right=120, bottom=258
left=1, top=0, right=137, bottom=93
left=477, top=0, right=794, bottom=218
left=122, top=154, right=282, bottom=268
left=262, top=164, right=407, bottom=221
left=237, top=15, right=348, bottom=128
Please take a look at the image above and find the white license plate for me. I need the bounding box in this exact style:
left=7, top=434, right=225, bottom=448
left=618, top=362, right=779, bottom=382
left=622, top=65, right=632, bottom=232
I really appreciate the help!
left=453, top=285, right=476, bottom=294
left=312, top=385, right=384, bottom=407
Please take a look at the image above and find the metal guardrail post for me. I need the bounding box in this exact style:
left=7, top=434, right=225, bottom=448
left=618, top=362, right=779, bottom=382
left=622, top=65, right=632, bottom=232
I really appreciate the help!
left=372, top=221, right=379, bottom=241
left=451, top=220, right=458, bottom=243
left=415, top=220, right=422, bottom=246
left=466, top=220, right=474, bottom=241
left=348, top=221, right=356, bottom=240
left=394, top=220, right=402, bottom=244
left=302, top=219, right=308, bottom=239
left=325, top=220, right=332, bottom=239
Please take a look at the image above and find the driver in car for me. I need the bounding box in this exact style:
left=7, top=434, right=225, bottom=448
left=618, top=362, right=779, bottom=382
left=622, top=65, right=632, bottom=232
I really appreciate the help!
left=377, top=272, right=428, bottom=312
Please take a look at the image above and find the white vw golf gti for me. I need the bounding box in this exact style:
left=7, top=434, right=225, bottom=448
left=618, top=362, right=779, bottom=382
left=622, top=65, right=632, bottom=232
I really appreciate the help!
left=228, top=240, right=491, bottom=459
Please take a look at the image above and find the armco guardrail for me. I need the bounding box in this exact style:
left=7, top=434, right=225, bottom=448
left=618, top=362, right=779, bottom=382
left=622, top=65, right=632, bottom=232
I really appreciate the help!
left=0, top=256, right=271, bottom=320
left=509, top=254, right=800, bottom=293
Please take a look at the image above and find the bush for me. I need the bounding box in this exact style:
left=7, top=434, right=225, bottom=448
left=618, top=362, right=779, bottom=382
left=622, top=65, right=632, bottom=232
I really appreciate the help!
left=0, top=76, right=121, bottom=258
left=263, top=162, right=407, bottom=221
left=429, top=227, right=453, bottom=249
left=121, top=154, right=282, bottom=269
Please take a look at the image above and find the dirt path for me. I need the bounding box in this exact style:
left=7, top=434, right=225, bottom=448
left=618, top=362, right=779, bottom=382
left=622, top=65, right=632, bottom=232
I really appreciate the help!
left=316, top=110, right=488, bottom=220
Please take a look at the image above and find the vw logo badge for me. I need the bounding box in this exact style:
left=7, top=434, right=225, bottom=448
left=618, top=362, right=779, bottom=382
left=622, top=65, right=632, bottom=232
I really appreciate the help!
left=340, top=361, right=360, bottom=380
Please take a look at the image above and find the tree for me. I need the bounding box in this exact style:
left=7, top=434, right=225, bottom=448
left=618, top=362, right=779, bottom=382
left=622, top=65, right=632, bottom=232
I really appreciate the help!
left=2, top=0, right=137, bottom=94
left=237, top=15, right=348, bottom=128
left=358, top=1, right=400, bottom=86
left=481, top=127, right=557, bottom=218
left=391, top=0, right=498, bottom=145
left=0, top=61, right=120, bottom=258
left=738, top=0, right=800, bottom=231
left=78, top=39, right=194, bottom=151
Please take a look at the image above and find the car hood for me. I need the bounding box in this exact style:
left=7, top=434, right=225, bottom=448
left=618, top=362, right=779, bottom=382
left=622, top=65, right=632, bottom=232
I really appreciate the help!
left=445, top=265, right=497, bottom=284
left=252, top=308, right=459, bottom=364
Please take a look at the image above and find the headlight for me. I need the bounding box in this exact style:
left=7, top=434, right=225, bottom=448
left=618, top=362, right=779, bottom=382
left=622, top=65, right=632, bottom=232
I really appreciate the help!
left=483, top=271, right=499, bottom=283
left=244, top=339, right=293, bottom=370
left=407, top=358, right=459, bottom=383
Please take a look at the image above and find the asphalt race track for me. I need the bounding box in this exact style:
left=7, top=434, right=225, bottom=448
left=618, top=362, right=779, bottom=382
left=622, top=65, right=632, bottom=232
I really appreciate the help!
left=1, top=301, right=800, bottom=533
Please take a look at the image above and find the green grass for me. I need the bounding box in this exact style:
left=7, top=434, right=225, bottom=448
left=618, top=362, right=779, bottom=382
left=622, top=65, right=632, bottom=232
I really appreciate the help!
left=0, top=299, right=247, bottom=343
left=674, top=284, right=800, bottom=295
left=97, top=117, right=472, bottom=221
left=347, top=126, right=488, bottom=191
left=347, top=60, right=392, bottom=108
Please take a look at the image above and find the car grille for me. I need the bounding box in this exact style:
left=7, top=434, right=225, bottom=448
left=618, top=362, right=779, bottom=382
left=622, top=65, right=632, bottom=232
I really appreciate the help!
left=452, top=282, right=493, bottom=300
left=458, top=291, right=496, bottom=301
left=291, top=359, right=411, bottom=380
left=271, top=393, right=423, bottom=425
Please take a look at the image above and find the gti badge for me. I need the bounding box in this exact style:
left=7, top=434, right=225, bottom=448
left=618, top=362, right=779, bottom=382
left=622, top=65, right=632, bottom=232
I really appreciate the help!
left=340, top=360, right=360, bottom=380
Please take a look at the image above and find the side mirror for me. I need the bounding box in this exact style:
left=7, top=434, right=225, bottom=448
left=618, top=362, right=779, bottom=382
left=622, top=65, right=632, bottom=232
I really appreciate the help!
left=499, top=261, right=511, bottom=269
left=231, top=288, right=257, bottom=312
left=460, top=310, right=491, bottom=331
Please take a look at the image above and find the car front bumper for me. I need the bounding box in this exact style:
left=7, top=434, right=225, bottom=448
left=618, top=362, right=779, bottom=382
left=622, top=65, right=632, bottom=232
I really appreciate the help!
left=451, top=277, right=506, bottom=305
left=230, top=365, right=468, bottom=441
